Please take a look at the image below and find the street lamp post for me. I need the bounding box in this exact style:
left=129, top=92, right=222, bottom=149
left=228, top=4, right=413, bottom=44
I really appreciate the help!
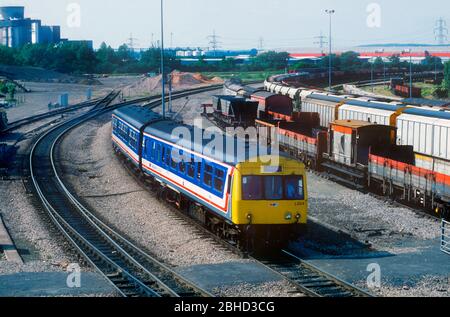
left=402, top=49, right=413, bottom=99
left=325, top=9, right=335, bottom=92
left=371, top=58, right=374, bottom=93
left=160, top=0, right=166, bottom=118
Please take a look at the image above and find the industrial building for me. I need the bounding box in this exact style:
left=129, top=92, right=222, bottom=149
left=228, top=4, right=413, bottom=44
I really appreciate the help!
left=0, top=6, right=61, bottom=48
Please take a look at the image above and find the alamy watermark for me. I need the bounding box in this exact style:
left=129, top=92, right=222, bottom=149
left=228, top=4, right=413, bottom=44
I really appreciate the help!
left=66, top=3, right=81, bottom=28
left=66, top=263, right=81, bottom=288
left=366, top=263, right=381, bottom=288
left=366, top=3, right=382, bottom=28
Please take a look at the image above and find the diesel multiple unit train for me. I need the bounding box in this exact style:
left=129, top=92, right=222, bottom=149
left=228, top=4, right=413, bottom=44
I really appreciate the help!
left=221, top=79, right=449, bottom=219
left=112, top=105, right=308, bottom=248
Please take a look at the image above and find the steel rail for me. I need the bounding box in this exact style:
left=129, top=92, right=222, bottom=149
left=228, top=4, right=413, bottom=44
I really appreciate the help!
left=29, top=86, right=221, bottom=297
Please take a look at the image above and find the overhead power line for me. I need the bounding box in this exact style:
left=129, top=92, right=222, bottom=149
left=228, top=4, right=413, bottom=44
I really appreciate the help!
left=435, top=18, right=448, bottom=45
left=207, top=30, right=221, bottom=56
left=314, top=31, right=328, bottom=54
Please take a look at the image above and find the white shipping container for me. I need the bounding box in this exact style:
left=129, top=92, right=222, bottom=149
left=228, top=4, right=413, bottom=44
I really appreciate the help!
left=338, top=105, right=394, bottom=126
left=397, top=114, right=450, bottom=161
left=302, top=98, right=339, bottom=128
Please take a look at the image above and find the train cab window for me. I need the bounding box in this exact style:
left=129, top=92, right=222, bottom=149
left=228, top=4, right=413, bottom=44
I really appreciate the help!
left=285, top=176, right=305, bottom=200
left=242, top=176, right=263, bottom=200
left=264, top=176, right=284, bottom=200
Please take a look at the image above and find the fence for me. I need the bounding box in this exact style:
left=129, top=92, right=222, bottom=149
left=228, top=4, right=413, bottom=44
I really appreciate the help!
left=442, top=219, right=450, bottom=256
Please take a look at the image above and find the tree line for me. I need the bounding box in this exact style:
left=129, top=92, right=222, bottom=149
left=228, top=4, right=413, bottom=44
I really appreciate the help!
left=0, top=42, right=291, bottom=74
left=0, top=42, right=448, bottom=82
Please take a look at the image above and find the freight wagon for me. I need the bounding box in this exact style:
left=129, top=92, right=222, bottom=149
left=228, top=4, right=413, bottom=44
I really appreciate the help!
left=394, top=84, right=422, bottom=98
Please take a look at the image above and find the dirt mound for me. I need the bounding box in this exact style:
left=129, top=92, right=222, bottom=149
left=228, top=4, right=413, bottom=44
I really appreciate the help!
left=123, top=71, right=224, bottom=97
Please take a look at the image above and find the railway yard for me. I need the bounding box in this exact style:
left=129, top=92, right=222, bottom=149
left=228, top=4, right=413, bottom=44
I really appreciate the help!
left=0, top=70, right=449, bottom=299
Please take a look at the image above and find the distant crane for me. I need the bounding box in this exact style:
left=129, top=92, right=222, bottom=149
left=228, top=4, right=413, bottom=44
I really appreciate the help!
left=435, top=18, right=448, bottom=45
left=207, top=30, right=221, bottom=56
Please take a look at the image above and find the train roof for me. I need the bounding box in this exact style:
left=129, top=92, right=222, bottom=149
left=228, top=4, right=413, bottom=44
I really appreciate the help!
left=251, top=91, right=281, bottom=99
left=402, top=98, right=450, bottom=108
left=113, top=105, right=161, bottom=130
left=113, top=105, right=281, bottom=166
left=213, top=95, right=247, bottom=102
left=307, top=93, right=344, bottom=103
left=402, top=107, right=450, bottom=120
left=346, top=99, right=400, bottom=111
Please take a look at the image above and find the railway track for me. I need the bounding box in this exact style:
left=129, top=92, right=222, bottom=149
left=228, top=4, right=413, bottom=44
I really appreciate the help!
left=28, top=86, right=221, bottom=297
left=2, top=97, right=101, bottom=134
left=256, top=250, right=372, bottom=298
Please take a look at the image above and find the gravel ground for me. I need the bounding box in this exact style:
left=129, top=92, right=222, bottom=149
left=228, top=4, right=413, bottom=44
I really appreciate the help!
left=213, top=281, right=304, bottom=297
left=7, top=76, right=141, bottom=122
left=0, top=180, right=79, bottom=275
left=57, top=110, right=298, bottom=297
left=307, top=172, right=441, bottom=250
left=356, top=276, right=450, bottom=297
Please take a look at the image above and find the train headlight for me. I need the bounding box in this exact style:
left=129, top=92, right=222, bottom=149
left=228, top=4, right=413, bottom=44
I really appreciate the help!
left=285, top=213, right=292, bottom=220
left=246, top=214, right=252, bottom=220
left=296, top=213, right=301, bottom=220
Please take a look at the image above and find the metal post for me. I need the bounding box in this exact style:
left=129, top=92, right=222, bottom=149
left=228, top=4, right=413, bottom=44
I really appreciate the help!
left=410, top=54, right=413, bottom=98
left=371, top=58, right=374, bottom=93
left=326, top=9, right=335, bottom=92
left=160, top=0, right=166, bottom=118
left=435, top=57, right=438, bottom=81
left=168, top=74, right=173, bottom=114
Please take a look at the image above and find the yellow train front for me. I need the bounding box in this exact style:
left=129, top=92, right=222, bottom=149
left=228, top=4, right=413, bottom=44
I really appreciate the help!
left=230, top=156, right=308, bottom=247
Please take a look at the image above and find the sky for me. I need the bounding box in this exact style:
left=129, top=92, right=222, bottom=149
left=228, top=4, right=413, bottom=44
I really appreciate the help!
left=2, top=0, right=450, bottom=50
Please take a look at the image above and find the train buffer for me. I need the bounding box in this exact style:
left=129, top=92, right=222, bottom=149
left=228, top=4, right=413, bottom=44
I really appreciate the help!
left=441, top=219, right=450, bottom=256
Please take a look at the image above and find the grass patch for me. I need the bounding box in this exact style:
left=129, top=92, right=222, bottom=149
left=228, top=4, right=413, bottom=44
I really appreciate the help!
left=202, top=71, right=281, bottom=82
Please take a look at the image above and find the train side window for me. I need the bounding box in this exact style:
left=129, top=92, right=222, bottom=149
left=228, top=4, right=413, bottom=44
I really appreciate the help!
left=203, top=163, right=213, bottom=187
left=213, top=168, right=225, bottom=193
left=170, top=150, right=178, bottom=170
left=149, top=140, right=156, bottom=160
left=214, top=178, right=224, bottom=193
left=161, top=147, right=167, bottom=165
left=204, top=173, right=212, bottom=187
left=187, top=162, right=195, bottom=178
left=179, top=162, right=186, bottom=174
